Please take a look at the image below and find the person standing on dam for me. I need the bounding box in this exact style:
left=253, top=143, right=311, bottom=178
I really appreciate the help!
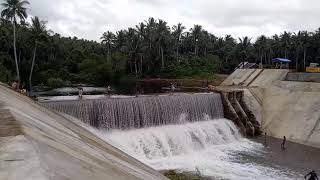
left=78, top=87, right=83, bottom=99
left=281, top=136, right=286, bottom=150
left=305, top=170, right=318, bottom=180
left=264, top=132, right=267, bottom=146
left=106, top=85, right=112, bottom=97
left=170, top=83, right=176, bottom=95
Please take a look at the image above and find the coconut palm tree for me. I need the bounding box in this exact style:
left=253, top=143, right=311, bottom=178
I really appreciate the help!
left=292, top=32, right=302, bottom=71
left=145, top=17, right=156, bottom=50
left=200, top=30, right=210, bottom=56
left=238, top=36, right=252, bottom=68
left=190, top=25, right=203, bottom=55
left=298, top=31, right=310, bottom=69
left=101, top=31, right=116, bottom=62
left=172, top=23, right=185, bottom=57
left=1, top=0, right=29, bottom=87
left=156, top=19, right=170, bottom=69
left=265, top=38, right=274, bottom=65
left=255, top=35, right=267, bottom=65
left=214, top=37, right=225, bottom=60
left=126, top=28, right=141, bottom=76
left=115, top=30, right=127, bottom=52
left=29, top=16, right=48, bottom=94
left=224, top=35, right=236, bottom=63
left=135, top=22, right=146, bottom=73
left=136, top=22, right=145, bottom=39
left=280, top=31, right=291, bottom=58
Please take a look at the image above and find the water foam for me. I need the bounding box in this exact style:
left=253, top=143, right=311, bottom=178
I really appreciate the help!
left=90, top=119, right=299, bottom=180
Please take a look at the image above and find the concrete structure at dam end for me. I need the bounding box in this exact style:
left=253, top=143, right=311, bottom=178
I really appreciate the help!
left=219, top=69, right=320, bottom=148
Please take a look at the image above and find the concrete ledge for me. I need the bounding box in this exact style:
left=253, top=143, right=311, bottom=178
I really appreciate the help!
left=286, top=72, right=320, bottom=83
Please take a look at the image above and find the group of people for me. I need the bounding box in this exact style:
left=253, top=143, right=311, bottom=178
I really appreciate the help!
left=10, top=81, right=29, bottom=96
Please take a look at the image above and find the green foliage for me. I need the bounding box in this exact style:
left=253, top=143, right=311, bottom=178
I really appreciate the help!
left=47, top=77, right=65, bottom=88
left=113, top=75, right=137, bottom=94
left=0, top=63, right=11, bottom=82
left=111, top=52, right=127, bottom=72
left=162, top=55, right=222, bottom=79
left=2, top=1, right=320, bottom=89
left=78, top=58, right=113, bottom=85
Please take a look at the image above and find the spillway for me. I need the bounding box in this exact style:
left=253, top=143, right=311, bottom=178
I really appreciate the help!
left=41, top=92, right=305, bottom=179
left=103, top=118, right=242, bottom=160
left=87, top=119, right=301, bottom=180
left=43, top=93, right=224, bottom=130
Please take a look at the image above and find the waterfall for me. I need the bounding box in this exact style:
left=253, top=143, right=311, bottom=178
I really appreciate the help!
left=103, top=119, right=242, bottom=160
left=42, top=93, right=224, bottom=130
left=89, top=119, right=298, bottom=180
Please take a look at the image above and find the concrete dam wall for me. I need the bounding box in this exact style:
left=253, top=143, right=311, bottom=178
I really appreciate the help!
left=220, top=69, right=320, bottom=148
left=262, top=81, right=320, bottom=148
left=0, top=84, right=167, bottom=180
left=286, top=72, right=320, bottom=83
left=42, top=93, right=259, bottom=137
left=0, top=84, right=260, bottom=180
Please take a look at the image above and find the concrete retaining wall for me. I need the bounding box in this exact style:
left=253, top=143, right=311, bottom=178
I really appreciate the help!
left=221, top=69, right=257, bottom=86
left=220, top=69, right=320, bottom=148
left=286, top=73, right=320, bottom=83
left=221, top=69, right=289, bottom=87
left=262, top=81, right=320, bottom=148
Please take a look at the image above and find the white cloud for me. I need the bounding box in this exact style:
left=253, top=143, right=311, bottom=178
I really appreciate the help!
left=24, top=0, right=320, bottom=41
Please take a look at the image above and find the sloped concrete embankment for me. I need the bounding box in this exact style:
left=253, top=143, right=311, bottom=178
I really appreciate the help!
left=262, top=81, right=320, bottom=148
left=0, top=84, right=167, bottom=180
left=220, top=69, right=320, bottom=148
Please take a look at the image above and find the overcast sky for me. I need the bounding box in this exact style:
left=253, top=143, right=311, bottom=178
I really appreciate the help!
left=17, top=0, right=320, bottom=41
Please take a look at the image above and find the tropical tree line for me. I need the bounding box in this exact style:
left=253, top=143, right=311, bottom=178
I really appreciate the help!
left=1, top=0, right=320, bottom=90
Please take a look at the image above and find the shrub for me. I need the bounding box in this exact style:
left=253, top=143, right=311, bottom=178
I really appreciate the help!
left=0, top=63, right=11, bottom=83
left=47, top=78, right=65, bottom=88
left=113, top=75, right=137, bottom=94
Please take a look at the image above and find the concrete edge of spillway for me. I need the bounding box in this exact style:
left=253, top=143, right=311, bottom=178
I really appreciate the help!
left=42, top=92, right=225, bottom=131
left=0, top=83, right=168, bottom=180
left=218, top=69, right=320, bottom=149
left=213, top=89, right=261, bottom=137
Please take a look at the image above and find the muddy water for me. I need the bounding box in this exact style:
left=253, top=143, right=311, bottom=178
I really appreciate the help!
left=250, top=136, right=320, bottom=177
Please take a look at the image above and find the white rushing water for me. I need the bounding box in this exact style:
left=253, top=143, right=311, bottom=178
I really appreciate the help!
left=43, top=93, right=224, bottom=130
left=89, top=118, right=299, bottom=180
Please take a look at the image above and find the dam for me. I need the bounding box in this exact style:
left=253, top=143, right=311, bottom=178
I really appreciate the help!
left=42, top=93, right=224, bottom=130
left=39, top=72, right=319, bottom=179
left=1, top=69, right=320, bottom=180
left=40, top=92, right=318, bottom=179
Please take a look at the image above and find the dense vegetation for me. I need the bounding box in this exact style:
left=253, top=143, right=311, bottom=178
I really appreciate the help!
left=1, top=0, right=320, bottom=90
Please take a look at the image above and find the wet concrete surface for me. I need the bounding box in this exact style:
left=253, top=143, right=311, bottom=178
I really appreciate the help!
left=251, top=135, right=320, bottom=178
